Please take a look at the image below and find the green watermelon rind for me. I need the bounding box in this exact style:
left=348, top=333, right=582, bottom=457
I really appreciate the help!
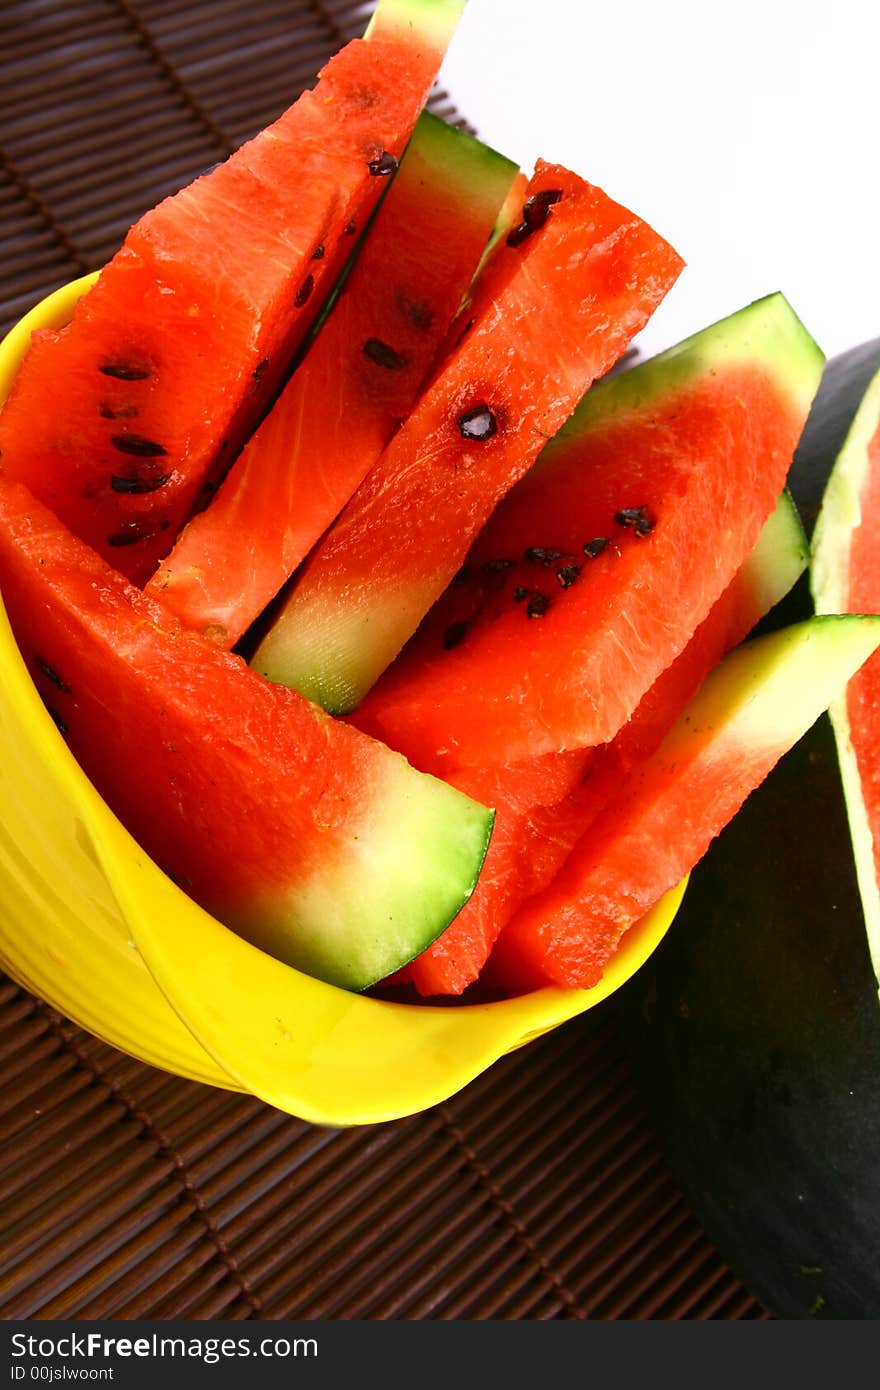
left=367, top=0, right=468, bottom=47
left=542, top=293, right=824, bottom=464
left=663, top=615, right=880, bottom=758
left=810, top=359, right=880, bottom=989
left=244, top=748, right=496, bottom=991
left=394, top=112, right=519, bottom=245
left=411, top=109, right=518, bottom=194
left=738, top=488, right=808, bottom=617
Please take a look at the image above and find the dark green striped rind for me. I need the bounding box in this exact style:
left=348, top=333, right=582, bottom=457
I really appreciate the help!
left=620, top=343, right=880, bottom=1319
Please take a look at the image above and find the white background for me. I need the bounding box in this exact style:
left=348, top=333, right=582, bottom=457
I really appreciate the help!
left=443, top=0, right=879, bottom=362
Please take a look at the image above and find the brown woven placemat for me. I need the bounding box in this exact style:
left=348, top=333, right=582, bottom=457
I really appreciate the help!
left=0, top=0, right=765, bottom=1321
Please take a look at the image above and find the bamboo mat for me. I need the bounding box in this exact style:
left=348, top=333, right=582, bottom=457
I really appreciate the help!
left=0, top=0, right=764, bottom=1320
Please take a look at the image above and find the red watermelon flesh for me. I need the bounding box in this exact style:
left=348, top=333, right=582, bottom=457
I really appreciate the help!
left=355, top=295, right=823, bottom=769
left=488, top=617, right=880, bottom=993
left=0, top=477, right=493, bottom=993
left=249, top=162, right=685, bottom=713
left=379, top=493, right=807, bottom=996
left=0, top=7, right=460, bottom=586
left=586, top=491, right=808, bottom=800
left=145, top=114, right=517, bottom=646
left=389, top=748, right=593, bottom=996
left=835, top=419, right=880, bottom=889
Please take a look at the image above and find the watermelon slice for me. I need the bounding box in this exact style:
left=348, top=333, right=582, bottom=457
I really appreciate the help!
left=0, top=0, right=465, bottom=585
left=806, top=341, right=880, bottom=983
left=0, top=478, right=493, bottom=992
left=145, top=114, right=518, bottom=646
left=249, top=162, right=684, bottom=711
left=380, top=490, right=807, bottom=997
left=355, top=294, right=824, bottom=768
left=488, top=617, right=880, bottom=993
left=587, top=488, right=809, bottom=793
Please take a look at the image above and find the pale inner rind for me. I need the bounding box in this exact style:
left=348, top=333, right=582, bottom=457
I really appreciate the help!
left=238, top=754, right=493, bottom=990
left=812, top=366, right=880, bottom=990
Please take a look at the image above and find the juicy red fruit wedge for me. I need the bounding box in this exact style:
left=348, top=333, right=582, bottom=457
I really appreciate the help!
left=145, top=114, right=518, bottom=646
left=0, top=0, right=464, bottom=584
left=250, top=161, right=685, bottom=712
left=0, top=477, right=493, bottom=993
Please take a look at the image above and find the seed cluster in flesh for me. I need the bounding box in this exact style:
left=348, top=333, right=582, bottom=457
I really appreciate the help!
left=441, top=505, right=657, bottom=650
left=82, top=167, right=384, bottom=558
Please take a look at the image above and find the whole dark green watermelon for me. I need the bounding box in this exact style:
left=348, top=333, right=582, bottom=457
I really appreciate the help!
left=618, top=337, right=880, bottom=1320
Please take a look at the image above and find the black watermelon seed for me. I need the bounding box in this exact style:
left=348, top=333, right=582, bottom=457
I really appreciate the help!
left=556, top=564, right=581, bottom=589
left=110, top=472, right=171, bottom=494
left=252, top=357, right=270, bottom=384
left=513, top=587, right=529, bottom=603
left=615, top=505, right=656, bottom=535
left=615, top=505, right=647, bottom=526
left=526, top=593, right=552, bottom=618
left=525, top=546, right=565, bottom=565
left=99, top=403, right=138, bottom=420
left=505, top=220, right=532, bottom=248
left=583, top=537, right=609, bottom=558
left=344, top=220, right=357, bottom=236
left=110, top=434, right=167, bottom=458
left=368, top=150, right=398, bottom=177
left=312, top=243, right=325, bottom=260
left=294, top=275, right=314, bottom=308
left=363, top=338, right=409, bottom=371
left=43, top=701, right=68, bottom=736
left=457, top=405, right=498, bottom=441
left=522, top=188, right=563, bottom=228
left=506, top=189, right=563, bottom=248
left=108, top=520, right=154, bottom=547
left=36, top=658, right=71, bottom=694
left=99, top=362, right=150, bottom=381
left=443, top=620, right=469, bottom=651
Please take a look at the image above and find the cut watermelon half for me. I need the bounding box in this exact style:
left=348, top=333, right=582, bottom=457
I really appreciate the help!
left=0, top=0, right=464, bottom=585
left=489, top=616, right=880, bottom=993
left=250, top=162, right=684, bottom=712
left=382, top=490, right=807, bottom=996
left=355, top=294, right=824, bottom=768
left=808, top=341, right=880, bottom=984
left=0, top=477, right=493, bottom=993
left=145, top=114, right=518, bottom=646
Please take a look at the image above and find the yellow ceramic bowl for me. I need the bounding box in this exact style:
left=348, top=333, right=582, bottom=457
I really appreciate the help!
left=0, top=276, right=685, bottom=1126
